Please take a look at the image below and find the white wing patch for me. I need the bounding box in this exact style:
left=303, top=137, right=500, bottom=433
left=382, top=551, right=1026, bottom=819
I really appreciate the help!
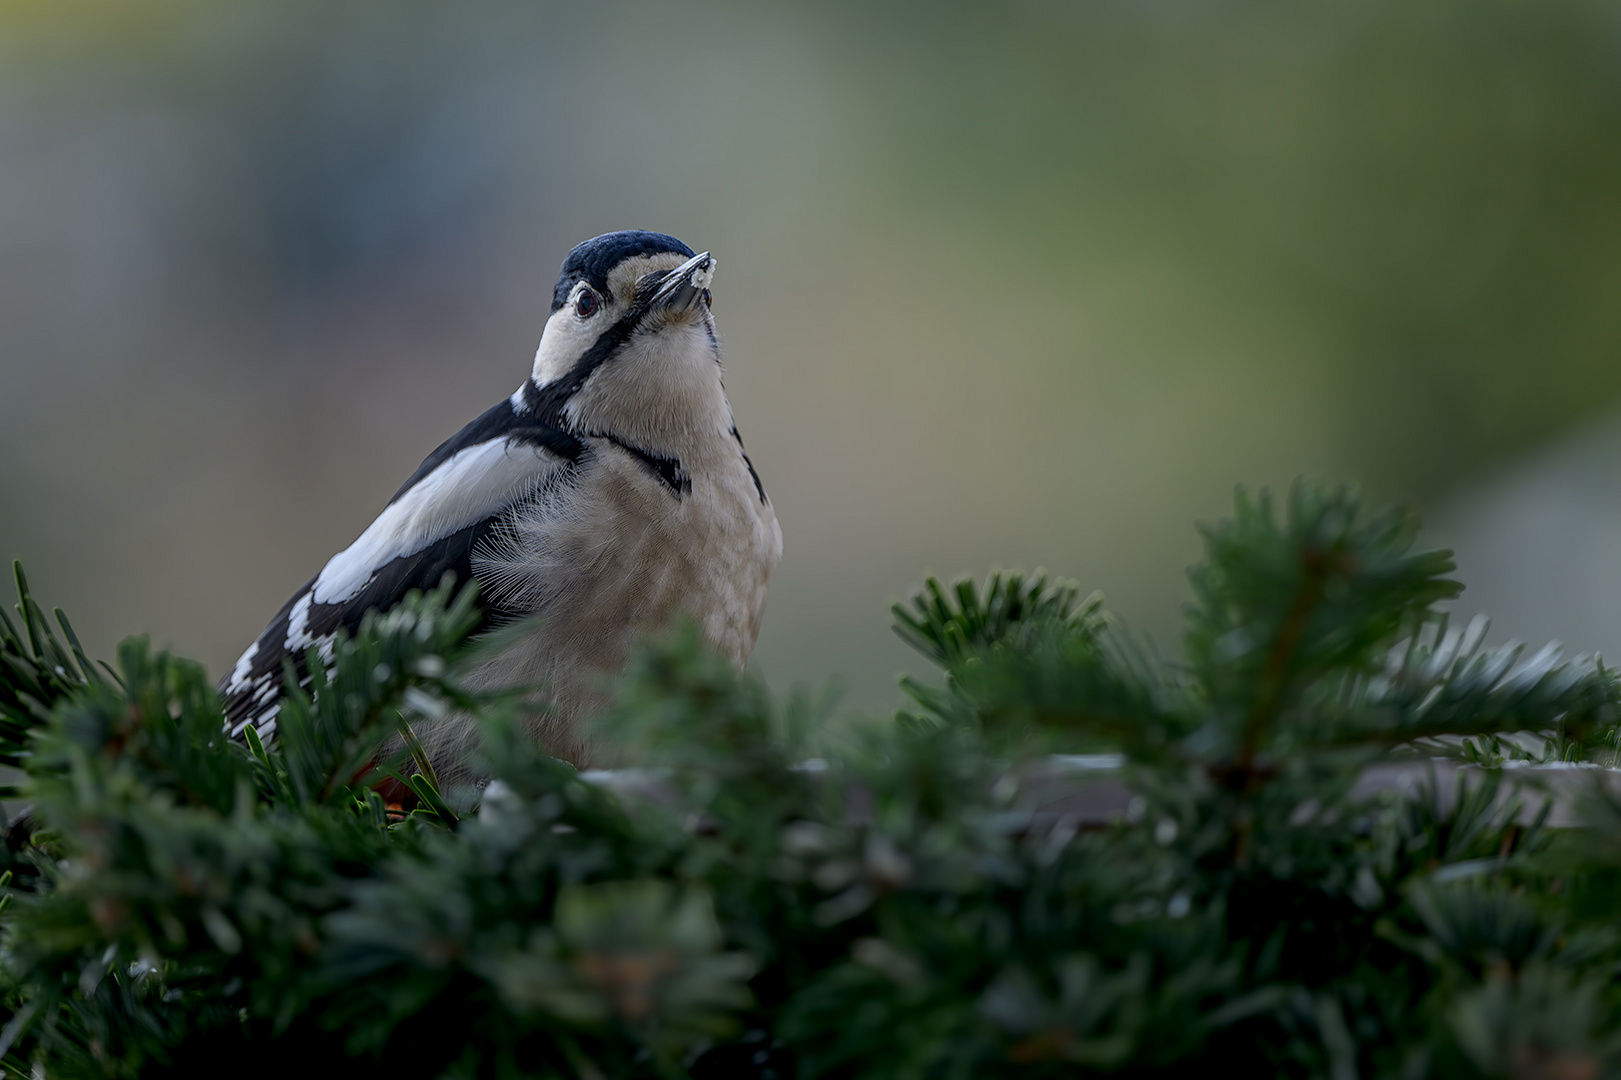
left=312, top=438, right=566, bottom=605
left=225, top=640, right=259, bottom=693
left=286, top=592, right=315, bottom=651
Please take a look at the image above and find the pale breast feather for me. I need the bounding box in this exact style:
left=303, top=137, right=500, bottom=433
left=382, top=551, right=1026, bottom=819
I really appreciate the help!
left=220, top=396, right=583, bottom=739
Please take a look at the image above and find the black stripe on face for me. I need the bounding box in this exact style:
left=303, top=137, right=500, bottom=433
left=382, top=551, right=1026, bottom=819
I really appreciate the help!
left=528, top=310, right=642, bottom=427
left=534, top=253, right=718, bottom=428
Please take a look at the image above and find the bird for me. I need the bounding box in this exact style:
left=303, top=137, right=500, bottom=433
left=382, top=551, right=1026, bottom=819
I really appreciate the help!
left=219, top=230, right=782, bottom=780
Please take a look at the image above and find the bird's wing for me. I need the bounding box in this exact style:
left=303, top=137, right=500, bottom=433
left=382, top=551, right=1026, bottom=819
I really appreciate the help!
left=221, top=398, right=583, bottom=740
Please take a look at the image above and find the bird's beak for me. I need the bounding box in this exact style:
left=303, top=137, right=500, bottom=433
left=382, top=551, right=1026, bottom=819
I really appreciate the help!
left=645, top=252, right=715, bottom=319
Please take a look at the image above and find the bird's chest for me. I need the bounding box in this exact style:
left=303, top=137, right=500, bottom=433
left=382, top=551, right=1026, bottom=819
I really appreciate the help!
left=477, top=438, right=779, bottom=670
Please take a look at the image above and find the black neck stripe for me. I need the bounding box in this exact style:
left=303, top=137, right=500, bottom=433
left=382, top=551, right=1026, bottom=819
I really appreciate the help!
left=731, top=426, right=768, bottom=504
left=600, top=434, right=690, bottom=498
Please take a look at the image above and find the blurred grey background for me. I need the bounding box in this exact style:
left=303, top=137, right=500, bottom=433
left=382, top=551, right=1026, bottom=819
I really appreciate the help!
left=3, top=0, right=1621, bottom=711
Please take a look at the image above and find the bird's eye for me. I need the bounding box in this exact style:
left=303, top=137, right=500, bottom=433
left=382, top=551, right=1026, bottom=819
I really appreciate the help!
left=702, top=289, right=712, bottom=309
left=575, top=289, right=599, bottom=318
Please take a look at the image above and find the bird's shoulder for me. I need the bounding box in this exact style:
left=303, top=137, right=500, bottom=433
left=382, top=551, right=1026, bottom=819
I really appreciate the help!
left=221, top=390, right=583, bottom=738
left=389, top=390, right=585, bottom=505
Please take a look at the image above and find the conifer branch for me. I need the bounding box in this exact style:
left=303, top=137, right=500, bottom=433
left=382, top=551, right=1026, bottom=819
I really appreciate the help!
left=0, top=483, right=1618, bottom=1078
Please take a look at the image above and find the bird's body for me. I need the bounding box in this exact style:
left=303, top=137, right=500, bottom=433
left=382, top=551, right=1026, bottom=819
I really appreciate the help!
left=221, top=231, right=780, bottom=775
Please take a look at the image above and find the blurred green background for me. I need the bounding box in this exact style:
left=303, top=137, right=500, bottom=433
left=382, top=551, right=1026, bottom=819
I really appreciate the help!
left=3, top=0, right=1621, bottom=710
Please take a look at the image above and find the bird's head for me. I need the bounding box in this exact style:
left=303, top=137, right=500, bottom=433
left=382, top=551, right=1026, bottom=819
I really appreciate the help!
left=523, top=231, right=727, bottom=444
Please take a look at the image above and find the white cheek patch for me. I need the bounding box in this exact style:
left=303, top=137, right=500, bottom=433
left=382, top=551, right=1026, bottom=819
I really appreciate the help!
left=532, top=310, right=585, bottom=385
left=690, top=256, right=715, bottom=291
left=532, top=303, right=626, bottom=386
left=311, top=438, right=565, bottom=605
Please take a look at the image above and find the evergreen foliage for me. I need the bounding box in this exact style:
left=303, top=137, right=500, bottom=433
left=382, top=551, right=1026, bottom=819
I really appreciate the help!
left=3, top=482, right=1621, bottom=1078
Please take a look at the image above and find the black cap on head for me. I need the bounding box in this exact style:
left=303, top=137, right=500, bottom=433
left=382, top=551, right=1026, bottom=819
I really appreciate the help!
left=552, top=231, right=696, bottom=312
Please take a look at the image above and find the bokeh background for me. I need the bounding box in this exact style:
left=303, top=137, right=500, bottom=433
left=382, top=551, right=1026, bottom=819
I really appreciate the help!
left=3, top=0, right=1621, bottom=711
